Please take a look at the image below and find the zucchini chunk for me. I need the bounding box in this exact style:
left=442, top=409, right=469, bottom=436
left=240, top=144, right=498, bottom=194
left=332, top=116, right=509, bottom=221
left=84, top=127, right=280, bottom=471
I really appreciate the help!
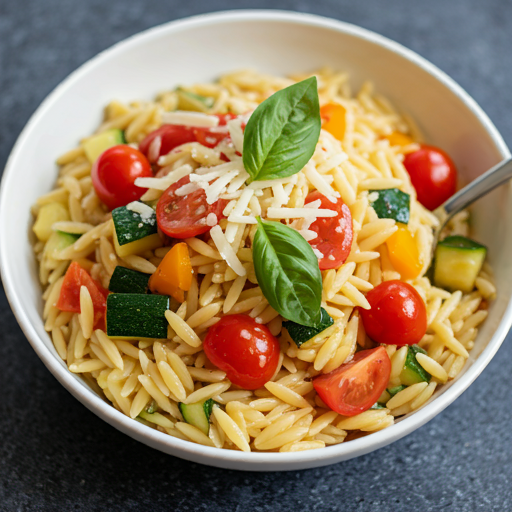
left=106, top=293, right=169, bottom=339
left=283, top=307, right=334, bottom=347
left=33, top=202, right=70, bottom=242
left=387, top=384, right=407, bottom=398
left=179, top=398, right=215, bottom=435
left=370, top=188, right=410, bottom=224
left=44, top=231, right=80, bottom=258
left=434, top=235, right=487, bottom=293
left=399, top=345, right=431, bottom=386
left=83, top=128, right=125, bottom=163
left=176, top=88, right=215, bottom=113
left=108, top=266, right=150, bottom=294
left=112, top=203, right=160, bottom=257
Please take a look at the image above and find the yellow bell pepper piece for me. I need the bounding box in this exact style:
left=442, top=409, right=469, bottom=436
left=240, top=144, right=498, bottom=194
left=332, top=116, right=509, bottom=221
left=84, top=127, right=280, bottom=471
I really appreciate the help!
left=320, top=103, right=346, bottom=141
left=33, top=202, right=70, bottom=242
left=386, top=224, right=422, bottom=280
left=149, top=242, right=192, bottom=303
left=385, top=131, right=414, bottom=147
left=113, top=230, right=161, bottom=258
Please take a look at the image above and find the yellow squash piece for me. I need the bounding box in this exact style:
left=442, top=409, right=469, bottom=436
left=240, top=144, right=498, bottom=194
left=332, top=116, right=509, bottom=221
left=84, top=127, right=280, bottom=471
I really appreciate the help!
left=33, top=202, right=70, bottom=242
left=386, top=224, right=422, bottom=280
left=149, top=242, right=193, bottom=303
left=385, top=131, right=414, bottom=147
left=113, top=231, right=161, bottom=258
left=320, top=103, right=346, bottom=141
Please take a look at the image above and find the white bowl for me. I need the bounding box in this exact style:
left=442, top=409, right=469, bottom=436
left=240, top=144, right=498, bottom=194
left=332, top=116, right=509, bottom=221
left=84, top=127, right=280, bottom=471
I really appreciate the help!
left=1, top=10, right=511, bottom=471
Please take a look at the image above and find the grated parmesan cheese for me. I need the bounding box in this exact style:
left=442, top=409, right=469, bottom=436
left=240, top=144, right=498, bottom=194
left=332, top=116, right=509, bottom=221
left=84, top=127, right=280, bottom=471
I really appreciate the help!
left=175, top=182, right=199, bottom=196
left=135, top=164, right=192, bottom=191
left=161, top=111, right=220, bottom=128
left=206, top=213, right=218, bottom=226
left=312, top=248, right=324, bottom=259
left=227, top=118, right=244, bottom=154
left=147, top=135, right=162, bottom=163
left=266, top=207, right=337, bottom=219
left=210, top=225, right=246, bottom=276
left=126, top=201, right=156, bottom=224
left=298, top=229, right=318, bottom=241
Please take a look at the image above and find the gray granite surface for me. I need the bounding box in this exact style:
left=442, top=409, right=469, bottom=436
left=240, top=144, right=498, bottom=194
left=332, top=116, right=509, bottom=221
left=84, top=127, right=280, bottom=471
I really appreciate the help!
left=1, top=0, right=511, bottom=510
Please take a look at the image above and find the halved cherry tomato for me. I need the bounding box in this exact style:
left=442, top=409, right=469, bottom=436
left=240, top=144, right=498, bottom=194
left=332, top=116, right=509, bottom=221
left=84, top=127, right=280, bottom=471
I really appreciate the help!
left=403, top=145, right=457, bottom=210
left=359, top=280, right=427, bottom=346
left=313, top=346, right=391, bottom=416
left=305, top=191, right=353, bottom=270
left=56, top=262, right=109, bottom=328
left=156, top=176, right=227, bottom=239
left=139, top=125, right=197, bottom=162
left=91, top=145, right=152, bottom=210
left=203, top=314, right=280, bottom=390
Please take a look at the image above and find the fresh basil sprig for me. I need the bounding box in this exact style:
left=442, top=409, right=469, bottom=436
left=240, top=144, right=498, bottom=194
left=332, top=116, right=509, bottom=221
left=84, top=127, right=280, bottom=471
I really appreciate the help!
left=243, top=77, right=321, bottom=182
left=253, top=218, right=322, bottom=327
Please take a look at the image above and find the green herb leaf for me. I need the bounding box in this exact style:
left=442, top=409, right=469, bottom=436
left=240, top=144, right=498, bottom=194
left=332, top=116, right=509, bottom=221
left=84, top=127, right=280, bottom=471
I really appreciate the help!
left=283, top=308, right=334, bottom=347
left=243, top=77, right=321, bottom=182
left=253, top=218, right=322, bottom=327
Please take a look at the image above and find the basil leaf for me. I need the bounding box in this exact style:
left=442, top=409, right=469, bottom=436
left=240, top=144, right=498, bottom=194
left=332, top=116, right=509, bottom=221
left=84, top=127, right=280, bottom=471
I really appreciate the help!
left=243, top=77, right=321, bottom=182
left=253, top=218, right=322, bottom=327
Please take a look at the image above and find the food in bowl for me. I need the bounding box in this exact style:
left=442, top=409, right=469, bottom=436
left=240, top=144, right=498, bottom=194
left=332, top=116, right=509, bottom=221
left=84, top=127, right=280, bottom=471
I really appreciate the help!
left=32, top=68, right=496, bottom=453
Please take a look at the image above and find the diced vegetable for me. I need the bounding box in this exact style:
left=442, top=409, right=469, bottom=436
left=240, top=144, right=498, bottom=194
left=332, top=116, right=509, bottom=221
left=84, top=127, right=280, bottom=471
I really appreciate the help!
left=434, top=235, right=487, bottom=293
left=83, top=128, right=125, bottom=164
left=178, top=399, right=215, bottom=435
left=384, top=132, right=414, bottom=147
left=108, top=266, right=150, bottom=294
left=370, top=402, right=387, bottom=410
left=33, top=203, right=69, bottom=242
left=400, top=345, right=431, bottom=386
left=386, top=224, right=422, bottom=280
left=44, top=231, right=80, bottom=259
left=112, top=203, right=161, bottom=257
left=320, top=103, right=346, bottom=141
left=56, top=262, right=108, bottom=328
left=106, top=293, right=169, bottom=339
left=148, top=243, right=192, bottom=302
left=387, top=384, right=407, bottom=397
left=370, top=188, right=410, bottom=224
left=176, top=88, right=215, bottom=112
left=283, top=308, right=334, bottom=347
left=146, top=401, right=157, bottom=414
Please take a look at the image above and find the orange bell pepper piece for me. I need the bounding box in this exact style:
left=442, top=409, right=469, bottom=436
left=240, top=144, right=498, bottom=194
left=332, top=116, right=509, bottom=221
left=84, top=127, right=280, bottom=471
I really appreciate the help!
left=384, top=131, right=414, bottom=147
left=386, top=224, right=422, bottom=280
left=149, top=242, right=192, bottom=302
left=320, top=103, right=346, bottom=141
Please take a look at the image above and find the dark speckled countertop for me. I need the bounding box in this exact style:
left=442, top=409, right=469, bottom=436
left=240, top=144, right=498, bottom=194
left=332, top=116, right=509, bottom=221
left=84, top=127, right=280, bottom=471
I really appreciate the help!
left=1, top=1, right=511, bottom=510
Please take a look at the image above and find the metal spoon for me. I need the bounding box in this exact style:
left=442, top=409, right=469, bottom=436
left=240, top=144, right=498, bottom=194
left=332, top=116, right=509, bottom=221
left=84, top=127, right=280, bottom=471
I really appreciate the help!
left=431, top=157, right=512, bottom=258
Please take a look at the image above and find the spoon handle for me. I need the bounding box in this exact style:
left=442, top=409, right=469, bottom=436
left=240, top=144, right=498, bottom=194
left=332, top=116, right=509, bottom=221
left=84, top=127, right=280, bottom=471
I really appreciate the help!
left=436, top=157, right=512, bottom=222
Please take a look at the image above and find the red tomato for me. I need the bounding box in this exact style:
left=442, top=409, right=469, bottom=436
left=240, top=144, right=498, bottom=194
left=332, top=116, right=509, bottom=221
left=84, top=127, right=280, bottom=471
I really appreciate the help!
left=313, top=347, right=391, bottom=416
left=403, top=145, right=457, bottom=210
left=139, top=125, right=197, bottom=162
left=156, top=176, right=227, bottom=239
left=56, top=262, right=109, bottom=328
left=91, top=145, right=152, bottom=210
left=360, top=280, right=427, bottom=346
left=203, top=314, right=280, bottom=390
left=305, top=191, right=353, bottom=270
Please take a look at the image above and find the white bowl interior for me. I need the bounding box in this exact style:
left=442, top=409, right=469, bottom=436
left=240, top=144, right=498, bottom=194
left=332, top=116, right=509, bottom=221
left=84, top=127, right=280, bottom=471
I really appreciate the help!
left=1, top=11, right=511, bottom=471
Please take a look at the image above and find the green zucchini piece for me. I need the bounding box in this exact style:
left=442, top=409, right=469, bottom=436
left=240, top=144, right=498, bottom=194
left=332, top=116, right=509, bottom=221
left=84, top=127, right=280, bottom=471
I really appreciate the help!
left=33, top=202, right=70, bottom=242
left=399, top=345, right=431, bottom=386
left=370, top=188, right=410, bottom=224
left=283, top=307, right=334, bottom=347
left=387, top=385, right=407, bottom=398
left=370, top=402, right=387, bottom=410
left=108, top=266, right=150, bottom=294
left=44, top=231, right=80, bottom=258
left=176, top=88, right=215, bottom=112
left=434, top=235, right=487, bottom=293
left=112, top=202, right=158, bottom=246
left=179, top=398, right=215, bottom=435
left=106, top=293, right=169, bottom=339
left=83, top=128, right=125, bottom=163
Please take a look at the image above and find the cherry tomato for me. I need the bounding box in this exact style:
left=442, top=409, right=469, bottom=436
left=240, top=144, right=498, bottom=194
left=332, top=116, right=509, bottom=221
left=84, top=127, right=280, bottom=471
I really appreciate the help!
left=56, top=262, right=109, bottom=328
left=359, top=280, right=427, bottom=346
left=91, top=145, right=152, bottom=210
left=156, top=176, right=226, bottom=239
left=403, top=145, right=457, bottom=210
left=305, top=191, right=353, bottom=270
left=313, top=346, right=391, bottom=416
left=139, top=125, right=197, bottom=162
left=203, top=314, right=280, bottom=390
